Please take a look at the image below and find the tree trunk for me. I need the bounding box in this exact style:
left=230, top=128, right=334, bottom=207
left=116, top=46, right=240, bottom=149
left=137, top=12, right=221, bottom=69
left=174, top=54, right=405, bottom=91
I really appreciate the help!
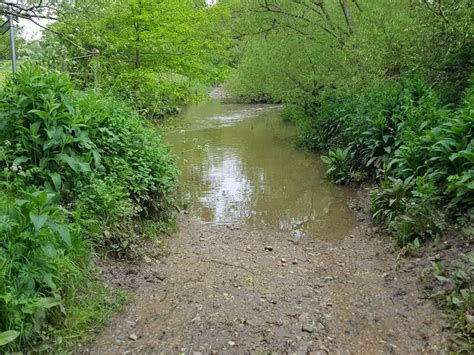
left=339, top=0, right=354, bottom=34
left=132, top=0, right=143, bottom=69
left=352, top=0, right=363, bottom=12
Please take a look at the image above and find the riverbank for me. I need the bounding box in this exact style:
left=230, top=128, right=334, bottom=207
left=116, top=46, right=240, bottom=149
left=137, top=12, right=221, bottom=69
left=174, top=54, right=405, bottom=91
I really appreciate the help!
left=78, top=191, right=451, bottom=353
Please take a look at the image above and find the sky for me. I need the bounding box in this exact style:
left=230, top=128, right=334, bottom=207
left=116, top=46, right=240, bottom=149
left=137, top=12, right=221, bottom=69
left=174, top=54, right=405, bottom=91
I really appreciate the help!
left=18, top=17, right=53, bottom=40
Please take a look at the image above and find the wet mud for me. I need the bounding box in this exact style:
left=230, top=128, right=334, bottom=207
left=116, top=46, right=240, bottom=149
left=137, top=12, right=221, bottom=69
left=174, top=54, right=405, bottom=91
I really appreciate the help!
left=79, top=209, right=448, bottom=354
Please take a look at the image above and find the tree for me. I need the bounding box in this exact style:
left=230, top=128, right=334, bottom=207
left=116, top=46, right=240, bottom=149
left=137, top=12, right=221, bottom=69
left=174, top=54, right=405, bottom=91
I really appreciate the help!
left=0, top=1, right=58, bottom=20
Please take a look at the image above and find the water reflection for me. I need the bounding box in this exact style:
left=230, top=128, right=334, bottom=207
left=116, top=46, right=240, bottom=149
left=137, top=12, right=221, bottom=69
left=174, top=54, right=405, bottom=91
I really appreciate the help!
left=166, top=100, right=357, bottom=240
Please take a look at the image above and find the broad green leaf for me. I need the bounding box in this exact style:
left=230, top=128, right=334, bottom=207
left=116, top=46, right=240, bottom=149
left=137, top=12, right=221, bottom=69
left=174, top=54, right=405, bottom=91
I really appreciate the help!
left=30, top=121, right=42, bottom=136
left=15, top=199, right=29, bottom=206
left=35, top=297, right=62, bottom=309
left=47, top=221, right=72, bottom=247
left=12, top=156, right=30, bottom=166
left=43, top=273, right=57, bottom=290
left=434, top=274, right=449, bottom=282
left=22, top=297, right=62, bottom=315
left=320, top=155, right=331, bottom=164
left=57, top=153, right=91, bottom=173
left=0, top=330, right=20, bottom=346
left=49, top=172, right=62, bottom=191
left=41, top=243, right=57, bottom=257
left=29, top=212, right=48, bottom=231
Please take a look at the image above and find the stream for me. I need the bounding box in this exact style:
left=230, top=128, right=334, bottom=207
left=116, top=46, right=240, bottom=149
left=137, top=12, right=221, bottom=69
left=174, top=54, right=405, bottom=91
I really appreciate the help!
left=166, top=100, right=357, bottom=241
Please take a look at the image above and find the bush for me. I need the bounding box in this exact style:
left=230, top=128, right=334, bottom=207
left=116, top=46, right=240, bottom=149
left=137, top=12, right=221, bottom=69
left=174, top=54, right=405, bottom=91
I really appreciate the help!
left=370, top=177, right=415, bottom=225
left=74, top=91, right=179, bottom=218
left=104, top=69, right=191, bottom=119
left=0, top=66, right=97, bottom=192
left=391, top=88, right=474, bottom=210
left=371, top=176, right=447, bottom=246
left=313, top=78, right=473, bottom=247
left=0, top=66, right=179, bottom=254
left=0, top=190, right=86, bottom=349
left=0, top=65, right=179, bottom=350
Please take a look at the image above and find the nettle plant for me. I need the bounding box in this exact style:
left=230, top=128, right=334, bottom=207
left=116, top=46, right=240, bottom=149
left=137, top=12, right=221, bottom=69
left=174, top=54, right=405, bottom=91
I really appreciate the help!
left=0, top=65, right=98, bottom=193
left=0, top=66, right=179, bottom=254
left=0, top=190, right=86, bottom=349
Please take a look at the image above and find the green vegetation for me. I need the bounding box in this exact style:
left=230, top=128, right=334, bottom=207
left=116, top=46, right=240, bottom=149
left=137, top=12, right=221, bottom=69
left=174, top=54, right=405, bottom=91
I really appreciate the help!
left=0, top=1, right=229, bottom=349
left=44, top=0, right=230, bottom=119
left=0, top=66, right=178, bottom=350
left=226, top=0, right=473, bottom=350
left=0, top=0, right=472, bottom=351
left=427, top=253, right=474, bottom=352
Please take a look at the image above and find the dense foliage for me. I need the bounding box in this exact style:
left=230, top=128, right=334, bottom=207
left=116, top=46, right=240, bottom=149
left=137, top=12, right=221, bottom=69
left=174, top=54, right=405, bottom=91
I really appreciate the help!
left=0, top=66, right=178, bottom=350
left=228, top=0, right=473, bottom=241
left=38, top=0, right=231, bottom=118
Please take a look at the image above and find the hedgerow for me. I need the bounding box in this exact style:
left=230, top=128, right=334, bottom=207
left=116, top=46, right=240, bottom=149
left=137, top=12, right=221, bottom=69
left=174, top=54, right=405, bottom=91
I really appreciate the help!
left=0, top=65, right=178, bottom=350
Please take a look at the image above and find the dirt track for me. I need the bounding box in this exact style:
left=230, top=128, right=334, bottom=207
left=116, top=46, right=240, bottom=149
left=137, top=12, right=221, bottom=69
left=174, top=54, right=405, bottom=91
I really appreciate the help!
left=78, top=199, right=449, bottom=354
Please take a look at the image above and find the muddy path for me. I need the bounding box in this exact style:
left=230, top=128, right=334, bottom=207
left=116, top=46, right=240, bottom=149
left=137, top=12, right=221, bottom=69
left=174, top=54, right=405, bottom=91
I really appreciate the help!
left=79, top=207, right=448, bottom=354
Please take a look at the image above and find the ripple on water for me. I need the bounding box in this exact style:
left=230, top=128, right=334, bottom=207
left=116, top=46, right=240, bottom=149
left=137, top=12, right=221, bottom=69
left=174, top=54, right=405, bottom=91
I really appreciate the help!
left=166, top=100, right=357, bottom=241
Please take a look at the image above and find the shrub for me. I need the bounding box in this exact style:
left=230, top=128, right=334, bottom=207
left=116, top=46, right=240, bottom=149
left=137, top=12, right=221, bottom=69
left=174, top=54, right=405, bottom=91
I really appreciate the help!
left=388, top=202, right=446, bottom=246
left=370, top=176, right=446, bottom=246
left=306, top=78, right=472, bottom=248
left=390, top=88, right=474, bottom=210
left=371, top=176, right=415, bottom=225
left=0, top=66, right=97, bottom=193
left=74, top=91, right=179, bottom=220
left=0, top=190, right=86, bottom=349
left=104, top=69, right=191, bottom=119
left=0, top=66, right=179, bottom=253
left=0, top=65, right=179, bottom=350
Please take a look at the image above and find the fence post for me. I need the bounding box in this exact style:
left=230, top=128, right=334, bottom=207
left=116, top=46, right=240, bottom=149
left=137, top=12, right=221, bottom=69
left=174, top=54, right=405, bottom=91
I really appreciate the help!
left=9, top=12, right=16, bottom=73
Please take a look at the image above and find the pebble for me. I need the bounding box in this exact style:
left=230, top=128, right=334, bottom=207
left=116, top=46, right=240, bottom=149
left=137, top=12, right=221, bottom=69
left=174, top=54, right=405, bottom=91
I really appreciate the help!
left=281, top=258, right=287, bottom=263
left=302, top=323, right=316, bottom=333
left=228, top=340, right=236, bottom=347
left=128, top=333, right=138, bottom=341
left=264, top=246, right=273, bottom=251
left=293, top=259, right=298, bottom=265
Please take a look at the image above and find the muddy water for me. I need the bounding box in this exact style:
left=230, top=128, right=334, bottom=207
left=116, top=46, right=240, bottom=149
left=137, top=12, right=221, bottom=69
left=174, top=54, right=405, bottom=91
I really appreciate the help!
left=166, top=101, right=357, bottom=240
